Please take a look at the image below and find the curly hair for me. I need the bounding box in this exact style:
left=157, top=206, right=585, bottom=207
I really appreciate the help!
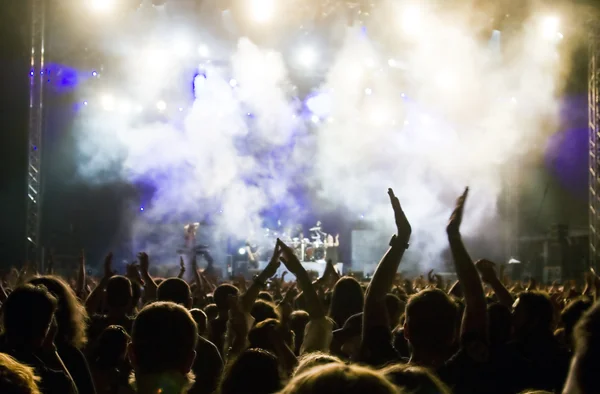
left=29, top=276, right=89, bottom=349
left=0, top=353, right=41, bottom=394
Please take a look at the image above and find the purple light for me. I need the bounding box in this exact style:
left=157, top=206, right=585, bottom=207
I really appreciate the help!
left=140, top=207, right=144, bottom=211
left=29, top=71, right=34, bottom=76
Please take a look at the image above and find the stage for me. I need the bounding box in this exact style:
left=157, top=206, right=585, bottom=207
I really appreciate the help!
left=255, top=260, right=344, bottom=279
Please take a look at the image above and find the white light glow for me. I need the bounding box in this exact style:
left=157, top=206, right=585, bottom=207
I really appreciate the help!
left=401, top=5, right=421, bottom=35
left=156, top=100, right=167, bottom=111
left=541, top=16, right=560, bottom=40
left=297, top=47, right=317, bottom=68
left=250, top=0, right=275, bottom=23
left=198, top=45, right=210, bottom=57
left=100, top=94, right=115, bottom=111
left=174, top=39, right=192, bottom=57
left=311, top=115, right=320, bottom=124
left=229, top=79, right=238, bottom=87
left=365, top=88, right=372, bottom=96
left=238, top=247, right=246, bottom=255
left=89, top=0, right=115, bottom=13
left=435, top=70, right=456, bottom=90
left=143, top=48, right=169, bottom=71
left=118, top=100, right=132, bottom=114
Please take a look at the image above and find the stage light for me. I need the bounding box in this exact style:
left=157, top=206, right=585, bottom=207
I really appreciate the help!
left=238, top=247, right=246, bottom=255
left=311, top=115, right=320, bottom=124
left=174, top=39, right=192, bottom=57
left=178, top=107, right=184, bottom=112
left=119, top=100, right=132, bottom=114
left=100, top=94, right=115, bottom=111
left=89, top=0, right=115, bottom=12
left=229, top=79, right=238, bottom=87
left=435, top=70, right=455, bottom=90
left=297, top=46, right=317, bottom=68
left=365, top=88, right=372, bottom=95
left=92, top=71, right=98, bottom=77
left=250, top=0, right=275, bottom=23
left=198, top=45, right=210, bottom=57
left=306, top=93, right=331, bottom=118
left=83, top=101, right=88, bottom=106
left=156, top=100, right=167, bottom=111
left=541, top=16, right=559, bottom=39
left=401, top=5, right=421, bottom=35
left=140, top=207, right=144, bottom=211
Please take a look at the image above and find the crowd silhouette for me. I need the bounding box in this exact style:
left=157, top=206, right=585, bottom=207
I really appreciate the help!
left=0, top=187, right=598, bottom=394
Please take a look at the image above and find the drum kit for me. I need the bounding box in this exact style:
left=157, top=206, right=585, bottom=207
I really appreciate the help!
left=259, top=223, right=327, bottom=262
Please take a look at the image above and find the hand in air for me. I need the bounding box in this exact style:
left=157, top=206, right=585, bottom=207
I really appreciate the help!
left=180, top=257, right=186, bottom=272
left=263, top=243, right=282, bottom=279
left=103, top=252, right=115, bottom=279
left=277, top=239, right=303, bottom=276
left=388, top=188, right=411, bottom=241
left=447, top=187, right=469, bottom=236
left=138, top=252, right=150, bottom=275
left=475, top=259, right=498, bottom=284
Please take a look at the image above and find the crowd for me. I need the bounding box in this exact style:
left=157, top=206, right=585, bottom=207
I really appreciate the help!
left=0, top=187, right=599, bottom=394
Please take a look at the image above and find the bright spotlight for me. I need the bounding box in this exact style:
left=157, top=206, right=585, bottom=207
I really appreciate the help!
left=229, top=79, right=238, bottom=87
left=401, top=5, right=421, bottom=35
left=156, top=100, right=167, bottom=111
left=174, top=39, right=192, bottom=57
left=311, top=115, right=320, bottom=124
left=435, top=70, right=456, bottom=90
left=198, top=45, right=210, bottom=57
left=143, top=49, right=168, bottom=70
left=89, top=0, right=115, bottom=12
left=100, top=94, right=115, bottom=111
left=238, top=247, right=246, bottom=255
left=365, top=88, right=372, bottom=96
left=250, top=0, right=275, bottom=23
left=541, top=16, right=560, bottom=40
left=297, top=46, right=317, bottom=68
left=119, top=100, right=132, bottom=114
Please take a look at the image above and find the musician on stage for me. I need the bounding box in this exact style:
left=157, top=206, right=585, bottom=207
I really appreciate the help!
left=310, top=221, right=326, bottom=242
left=245, top=241, right=260, bottom=269
left=324, top=233, right=340, bottom=265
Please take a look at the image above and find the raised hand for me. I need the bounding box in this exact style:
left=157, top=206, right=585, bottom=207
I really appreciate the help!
left=277, top=239, right=303, bottom=276
left=263, top=243, right=282, bottom=279
left=475, top=259, right=498, bottom=284
left=388, top=188, right=411, bottom=241
left=178, top=256, right=186, bottom=278
left=447, top=187, right=469, bottom=236
left=138, top=252, right=150, bottom=275
left=103, top=252, right=115, bottom=279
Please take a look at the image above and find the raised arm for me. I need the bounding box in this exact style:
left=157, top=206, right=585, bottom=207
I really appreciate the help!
left=85, top=253, right=113, bottom=315
left=76, top=250, right=86, bottom=300
left=279, top=239, right=333, bottom=354
left=363, top=189, right=411, bottom=331
left=138, top=252, right=157, bottom=302
left=240, top=243, right=281, bottom=314
left=446, top=188, right=487, bottom=340
left=476, top=259, right=514, bottom=309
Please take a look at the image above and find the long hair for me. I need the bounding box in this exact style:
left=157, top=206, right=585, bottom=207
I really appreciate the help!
left=328, top=277, right=364, bottom=329
left=29, top=276, right=89, bottom=349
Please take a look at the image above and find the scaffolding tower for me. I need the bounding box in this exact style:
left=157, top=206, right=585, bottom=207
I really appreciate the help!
left=589, top=21, right=600, bottom=270
left=25, top=0, right=46, bottom=267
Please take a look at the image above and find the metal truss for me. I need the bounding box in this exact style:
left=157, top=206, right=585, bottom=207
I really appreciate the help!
left=25, top=0, right=46, bottom=267
left=589, top=21, right=600, bottom=270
